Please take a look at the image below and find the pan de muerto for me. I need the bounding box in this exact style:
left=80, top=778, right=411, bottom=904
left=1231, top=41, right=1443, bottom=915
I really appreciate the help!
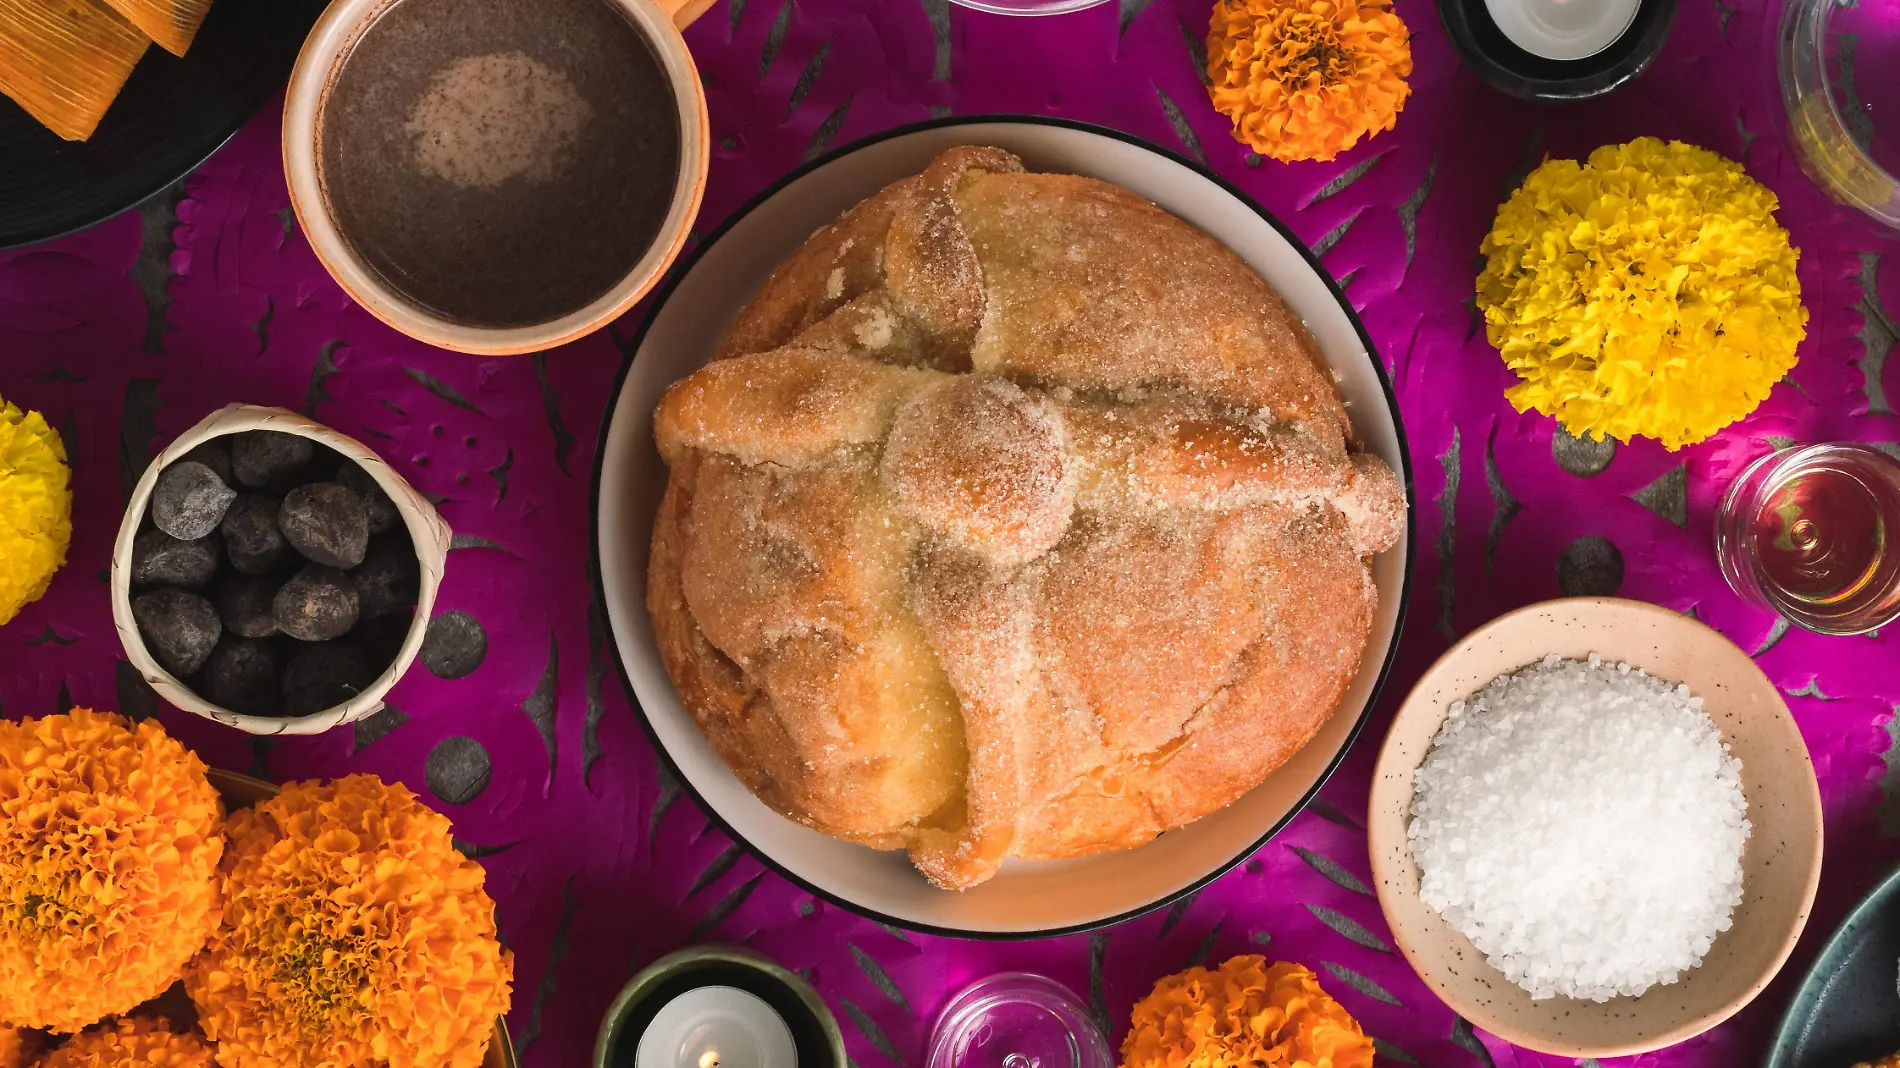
left=648, top=146, right=1405, bottom=889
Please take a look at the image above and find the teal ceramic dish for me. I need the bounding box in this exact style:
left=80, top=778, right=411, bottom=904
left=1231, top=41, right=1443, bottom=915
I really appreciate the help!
left=1767, top=863, right=1900, bottom=1067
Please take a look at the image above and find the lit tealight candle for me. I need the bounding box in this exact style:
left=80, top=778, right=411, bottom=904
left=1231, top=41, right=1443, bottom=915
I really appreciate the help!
left=1484, top=0, right=1642, bottom=61
left=636, top=987, right=799, bottom=1068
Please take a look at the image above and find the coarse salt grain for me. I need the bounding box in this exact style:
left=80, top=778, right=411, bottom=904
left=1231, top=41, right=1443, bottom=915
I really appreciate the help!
left=1407, top=653, right=1750, bottom=1002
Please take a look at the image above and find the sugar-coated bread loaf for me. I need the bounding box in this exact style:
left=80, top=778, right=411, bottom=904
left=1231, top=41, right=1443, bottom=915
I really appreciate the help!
left=648, top=146, right=1405, bottom=889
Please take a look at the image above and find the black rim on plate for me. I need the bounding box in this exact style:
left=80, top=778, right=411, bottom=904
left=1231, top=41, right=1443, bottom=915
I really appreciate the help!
left=588, top=114, right=1419, bottom=940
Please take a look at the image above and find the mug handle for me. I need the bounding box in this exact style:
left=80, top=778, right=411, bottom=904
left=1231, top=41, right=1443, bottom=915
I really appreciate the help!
left=657, top=0, right=717, bottom=30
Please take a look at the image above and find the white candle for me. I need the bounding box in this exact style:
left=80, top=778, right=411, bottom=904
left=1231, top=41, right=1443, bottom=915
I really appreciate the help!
left=1484, top=0, right=1641, bottom=61
left=636, top=986, right=799, bottom=1068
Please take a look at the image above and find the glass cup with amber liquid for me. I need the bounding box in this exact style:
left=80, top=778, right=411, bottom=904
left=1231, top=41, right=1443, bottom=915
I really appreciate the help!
left=1716, top=443, right=1900, bottom=635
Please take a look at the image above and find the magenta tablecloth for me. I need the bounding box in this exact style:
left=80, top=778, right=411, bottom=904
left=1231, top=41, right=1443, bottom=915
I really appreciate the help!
left=3, top=0, right=1899, bottom=1063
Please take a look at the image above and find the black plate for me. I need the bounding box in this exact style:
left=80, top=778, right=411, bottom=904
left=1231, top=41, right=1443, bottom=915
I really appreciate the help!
left=0, top=0, right=326, bottom=250
left=1767, top=863, right=1900, bottom=1067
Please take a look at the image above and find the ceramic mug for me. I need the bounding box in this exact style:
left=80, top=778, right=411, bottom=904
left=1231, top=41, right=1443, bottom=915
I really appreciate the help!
left=282, top=0, right=712, bottom=356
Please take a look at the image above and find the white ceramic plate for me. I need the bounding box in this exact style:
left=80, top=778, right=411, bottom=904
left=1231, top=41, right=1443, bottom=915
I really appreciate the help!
left=593, top=118, right=1414, bottom=937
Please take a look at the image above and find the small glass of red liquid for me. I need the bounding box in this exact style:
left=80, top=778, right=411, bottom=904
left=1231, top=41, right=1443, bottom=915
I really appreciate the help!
left=1716, top=442, right=1900, bottom=635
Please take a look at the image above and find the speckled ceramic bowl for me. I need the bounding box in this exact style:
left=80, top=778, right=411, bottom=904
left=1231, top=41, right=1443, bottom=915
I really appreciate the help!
left=1367, top=596, right=1823, bottom=1057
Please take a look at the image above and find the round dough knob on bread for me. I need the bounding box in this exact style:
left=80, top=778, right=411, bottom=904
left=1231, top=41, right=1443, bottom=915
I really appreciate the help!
left=882, top=376, right=1074, bottom=566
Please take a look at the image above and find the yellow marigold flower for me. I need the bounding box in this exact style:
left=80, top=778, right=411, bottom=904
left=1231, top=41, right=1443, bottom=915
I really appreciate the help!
left=1477, top=137, right=1808, bottom=449
left=1121, top=955, right=1372, bottom=1068
left=1853, top=1057, right=1900, bottom=1068
left=0, top=396, right=72, bottom=626
left=0, top=710, right=224, bottom=1032
left=1206, top=0, right=1411, bottom=163
left=0, top=1025, right=41, bottom=1068
left=41, top=1018, right=213, bottom=1068
left=185, top=775, right=513, bottom=1068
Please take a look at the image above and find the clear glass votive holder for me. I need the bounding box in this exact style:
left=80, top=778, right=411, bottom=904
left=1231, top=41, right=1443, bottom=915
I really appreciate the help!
left=1780, top=0, right=1900, bottom=229
left=946, top=0, right=1108, bottom=14
left=926, top=974, right=1113, bottom=1068
left=1715, top=442, right=1900, bottom=635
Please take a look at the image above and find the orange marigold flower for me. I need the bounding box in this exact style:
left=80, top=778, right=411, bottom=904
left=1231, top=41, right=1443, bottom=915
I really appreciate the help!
left=184, top=775, right=513, bottom=1068
left=0, top=1025, right=42, bottom=1068
left=0, top=710, right=223, bottom=1032
left=1206, top=0, right=1411, bottom=163
left=1121, top=955, right=1372, bottom=1068
left=41, top=1018, right=213, bottom=1068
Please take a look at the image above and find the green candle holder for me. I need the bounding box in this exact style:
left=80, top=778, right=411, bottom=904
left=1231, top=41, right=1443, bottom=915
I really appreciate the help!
left=594, top=946, right=847, bottom=1068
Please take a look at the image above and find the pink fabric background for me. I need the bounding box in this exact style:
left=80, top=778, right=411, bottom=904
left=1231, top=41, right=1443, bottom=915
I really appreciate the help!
left=2, top=0, right=1898, bottom=1062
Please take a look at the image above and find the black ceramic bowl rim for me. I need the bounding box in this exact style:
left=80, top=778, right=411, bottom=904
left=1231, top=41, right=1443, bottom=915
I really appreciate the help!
left=587, top=114, right=1418, bottom=941
left=1763, top=861, right=1900, bottom=1064
left=1438, top=0, right=1679, bottom=101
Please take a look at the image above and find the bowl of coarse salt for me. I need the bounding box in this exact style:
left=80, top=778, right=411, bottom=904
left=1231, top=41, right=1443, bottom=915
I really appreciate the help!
left=1368, top=596, right=1823, bottom=1057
